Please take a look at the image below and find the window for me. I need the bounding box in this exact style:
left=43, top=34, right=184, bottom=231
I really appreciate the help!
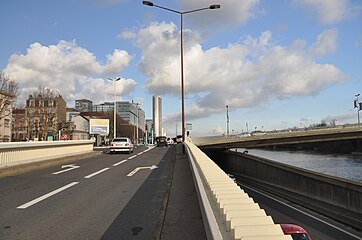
left=4, top=119, right=10, bottom=128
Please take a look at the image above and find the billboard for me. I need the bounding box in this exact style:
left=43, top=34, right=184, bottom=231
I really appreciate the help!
left=89, top=119, right=109, bottom=135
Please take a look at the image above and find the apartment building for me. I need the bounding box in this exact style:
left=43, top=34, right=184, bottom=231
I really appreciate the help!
left=0, top=90, right=12, bottom=142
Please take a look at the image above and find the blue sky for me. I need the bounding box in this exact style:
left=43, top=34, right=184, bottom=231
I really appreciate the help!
left=1, top=0, right=362, bottom=136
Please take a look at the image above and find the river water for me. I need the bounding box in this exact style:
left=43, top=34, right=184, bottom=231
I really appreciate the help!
left=234, top=148, right=362, bottom=183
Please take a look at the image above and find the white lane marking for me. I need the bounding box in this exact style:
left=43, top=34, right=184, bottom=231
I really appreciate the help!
left=128, top=155, right=137, bottom=160
left=238, top=182, right=361, bottom=239
left=127, top=165, right=158, bottom=177
left=84, top=168, right=110, bottom=179
left=17, top=182, right=79, bottom=209
left=113, top=160, right=128, bottom=166
left=52, top=164, right=80, bottom=175
left=144, top=146, right=155, bottom=152
left=137, top=152, right=143, bottom=156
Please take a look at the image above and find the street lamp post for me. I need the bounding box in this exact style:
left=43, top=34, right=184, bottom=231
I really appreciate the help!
left=143, top=1, right=220, bottom=142
left=355, top=93, right=361, bottom=125
left=108, top=77, right=121, bottom=139
left=226, top=105, right=229, bottom=136
left=136, top=103, right=140, bottom=145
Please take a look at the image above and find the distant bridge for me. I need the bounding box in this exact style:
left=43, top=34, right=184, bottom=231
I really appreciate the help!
left=193, top=126, right=362, bottom=153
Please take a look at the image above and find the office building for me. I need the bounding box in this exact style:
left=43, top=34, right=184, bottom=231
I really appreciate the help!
left=92, top=101, right=146, bottom=133
left=75, top=99, right=92, bottom=112
left=153, top=95, right=162, bottom=137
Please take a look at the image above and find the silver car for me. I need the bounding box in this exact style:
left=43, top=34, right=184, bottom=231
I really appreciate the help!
left=109, top=137, right=134, bottom=154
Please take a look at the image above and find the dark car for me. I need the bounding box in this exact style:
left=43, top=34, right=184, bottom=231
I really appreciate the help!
left=280, top=224, right=311, bottom=240
left=156, top=136, right=168, bottom=147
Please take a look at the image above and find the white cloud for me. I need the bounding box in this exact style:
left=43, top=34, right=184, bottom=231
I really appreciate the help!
left=211, top=126, right=225, bottom=135
left=310, top=29, right=338, bottom=56
left=4, top=40, right=134, bottom=105
left=126, top=22, right=347, bottom=123
left=295, top=0, right=352, bottom=24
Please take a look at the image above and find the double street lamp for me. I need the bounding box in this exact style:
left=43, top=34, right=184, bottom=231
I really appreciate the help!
left=143, top=1, right=220, bottom=141
left=108, top=77, right=122, bottom=139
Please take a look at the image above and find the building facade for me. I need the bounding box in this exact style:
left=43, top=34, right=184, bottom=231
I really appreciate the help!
left=153, top=95, right=162, bottom=137
left=69, top=115, right=89, bottom=140
left=0, top=90, right=12, bottom=142
left=92, top=101, right=146, bottom=134
left=26, top=94, right=66, bottom=141
left=12, top=108, right=27, bottom=141
left=75, top=99, right=92, bottom=112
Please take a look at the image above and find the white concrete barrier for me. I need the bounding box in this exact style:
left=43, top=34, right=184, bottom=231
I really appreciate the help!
left=0, top=140, right=94, bottom=168
left=184, top=139, right=292, bottom=240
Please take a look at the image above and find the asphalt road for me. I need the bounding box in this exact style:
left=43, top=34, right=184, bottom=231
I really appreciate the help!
left=0, top=145, right=174, bottom=240
left=238, top=182, right=362, bottom=240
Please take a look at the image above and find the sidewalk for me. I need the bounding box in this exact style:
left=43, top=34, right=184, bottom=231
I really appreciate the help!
left=160, top=144, right=207, bottom=239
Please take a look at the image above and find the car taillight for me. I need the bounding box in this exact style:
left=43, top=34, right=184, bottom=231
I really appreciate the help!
left=125, top=143, right=129, bottom=146
left=110, top=143, right=114, bottom=146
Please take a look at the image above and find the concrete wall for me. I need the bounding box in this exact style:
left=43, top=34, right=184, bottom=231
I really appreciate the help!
left=185, top=141, right=292, bottom=240
left=0, top=140, right=94, bottom=168
left=206, top=149, right=362, bottom=231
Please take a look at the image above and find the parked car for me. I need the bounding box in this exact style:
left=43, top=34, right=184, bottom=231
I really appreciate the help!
left=280, top=224, right=311, bottom=240
left=156, top=136, right=168, bottom=147
left=109, top=137, right=134, bottom=154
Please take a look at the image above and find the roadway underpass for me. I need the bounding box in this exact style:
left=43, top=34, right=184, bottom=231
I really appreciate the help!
left=237, top=181, right=362, bottom=240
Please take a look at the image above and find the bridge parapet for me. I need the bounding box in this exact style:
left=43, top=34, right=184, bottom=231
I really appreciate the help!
left=0, top=140, right=94, bottom=170
left=193, top=126, right=362, bottom=153
left=184, top=139, right=292, bottom=240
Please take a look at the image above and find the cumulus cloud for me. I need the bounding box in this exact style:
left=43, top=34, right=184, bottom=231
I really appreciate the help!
left=126, top=22, right=347, bottom=123
left=295, top=0, right=352, bottom=24
left=4, top=40, right=134, bottom=105
left=310, top=29, right=338, bottom=56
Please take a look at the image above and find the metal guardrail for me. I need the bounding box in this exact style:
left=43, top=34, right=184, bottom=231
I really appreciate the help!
left=0, top=140, right=94, bottom=168
left=184, top=140, right=292, bottom=240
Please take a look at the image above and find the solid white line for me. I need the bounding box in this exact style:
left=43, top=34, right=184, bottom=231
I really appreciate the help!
left=238, top=182, right=361, bottom=239
left=137, top=152, right=143, bottom=156
left=113, top=160, right=128, bottom=166
left=17, top=182, right=79, bottom=209
left=128, top=155, right=137, bottom=159
left=84, top=168, right=109, bottom=179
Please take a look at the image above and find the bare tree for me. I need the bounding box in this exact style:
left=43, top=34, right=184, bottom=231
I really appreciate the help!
left=0, top=71, right=19, bottom=121
left=32, top=85, right=59, bottom=99
left=28, top=86, right=61, bottom=140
